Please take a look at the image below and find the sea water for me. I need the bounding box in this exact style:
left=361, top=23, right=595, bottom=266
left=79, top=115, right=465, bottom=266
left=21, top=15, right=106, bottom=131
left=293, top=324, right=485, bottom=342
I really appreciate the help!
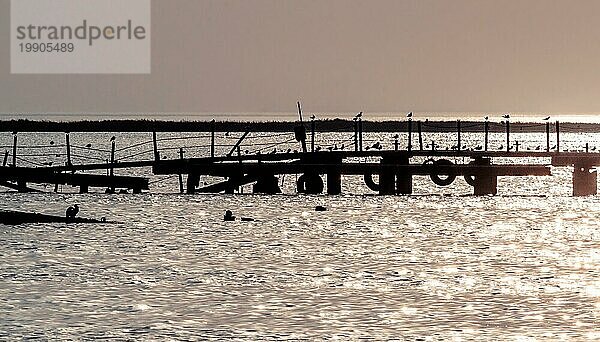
left=0, top=126, right=599, bottom=340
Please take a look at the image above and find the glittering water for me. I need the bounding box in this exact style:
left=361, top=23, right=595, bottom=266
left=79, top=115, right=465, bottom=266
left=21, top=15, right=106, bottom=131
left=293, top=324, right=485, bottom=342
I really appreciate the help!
left=1, top=131, right=599, bottom=340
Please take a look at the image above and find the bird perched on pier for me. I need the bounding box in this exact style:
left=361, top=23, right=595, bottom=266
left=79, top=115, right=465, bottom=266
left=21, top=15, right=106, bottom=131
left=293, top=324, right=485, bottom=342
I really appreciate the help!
left=355, top=112, right=363, bottom=119
left=484, top=116, right=489, bottom=121
left=502, top=114, right=510, bottom=119
left=543, top=116, right=551, bottom=121
left=407, top=112, right=413, bottom=118
left=310, top=115, right=316, bottom=120
left=110, top=136, right=116, bottom=142
left=66, top=204, right=79, bottom=219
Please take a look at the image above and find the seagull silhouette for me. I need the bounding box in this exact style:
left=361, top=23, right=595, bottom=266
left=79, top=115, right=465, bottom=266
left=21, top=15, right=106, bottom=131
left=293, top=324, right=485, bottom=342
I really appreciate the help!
left=356, top=112, right=363, bottom=118
left=310, top=115, right=316, bottom=120
left=502, top=114, right=510, bottom=119
left=484, top=116, right=489, bottom=121
left=543, top=116, right=551, bottom=121
left=407, top=112, right=413, bottom=118
left=110, top=136, right=116, bottom=142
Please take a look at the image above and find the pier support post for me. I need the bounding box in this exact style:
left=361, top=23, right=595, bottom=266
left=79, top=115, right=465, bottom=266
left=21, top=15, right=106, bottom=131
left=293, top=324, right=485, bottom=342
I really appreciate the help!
left=152, top=132, right=160, bottom=161
left=17, top=180, right=28, bottom=193
left=417, top=121, right=423, bottom=150
left=395, top=154, right=412, bottom=195
left=178, top=148, right=185, bottom=194
left=556, top=121, right=560, bottom=152
left=358, top=117, right=363, bottom=152
left=353, top=119, right=358, bottom=151
left=327, top=170, right=342, bottom=195
left=186, top=173, right=200, bottom=194
left=467, top=158, right=497, bottom=196
left=546, top=121, right=550, bottom=152
left=573, top=163, right=597, bottom=196
left=311, top=118, right=316, bottom=153
left=506, top=120, right=510, bottom=152
left=474, top=175, right=497, bottom=196
left=484, top=120, right=489, bottom=151
left=12, top=133, right=17, bottom=167
left=65, top=133, right=72, bottom=167
left=457, top=120, right=461, bottom=152
left=407, top=119, right=413, bottom=151
left=379, top=169, right=395, bottom=195
left=2, top=151, right=8, bottom=167
left=253, top=174, right=281, bottom=194
left=79, top=184, right=89, bottom=194
left=210, top=119, right=216, bottom=158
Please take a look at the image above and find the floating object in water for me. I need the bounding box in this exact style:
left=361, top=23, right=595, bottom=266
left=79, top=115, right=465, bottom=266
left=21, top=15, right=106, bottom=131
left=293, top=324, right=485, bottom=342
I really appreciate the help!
left=224, top=210, right=235, bottom=221
left=66, top=204, right=79, bottom=219
left=315, top=205, right=327, bottom=212
left=1, top=210, right=115, bottom=225
left=241, top=217, right=255, bottom=222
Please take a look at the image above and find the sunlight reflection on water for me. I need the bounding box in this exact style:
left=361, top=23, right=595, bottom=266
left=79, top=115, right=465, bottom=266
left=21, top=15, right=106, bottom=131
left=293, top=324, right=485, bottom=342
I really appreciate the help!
left=0, top=194, right=599, bottom=340
left=0, top=132, right=599, bottom=340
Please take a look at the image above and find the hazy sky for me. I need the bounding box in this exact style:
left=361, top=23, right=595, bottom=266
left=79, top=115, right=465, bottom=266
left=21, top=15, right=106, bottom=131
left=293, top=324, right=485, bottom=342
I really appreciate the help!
left=2, top=0, right=600, bottom=115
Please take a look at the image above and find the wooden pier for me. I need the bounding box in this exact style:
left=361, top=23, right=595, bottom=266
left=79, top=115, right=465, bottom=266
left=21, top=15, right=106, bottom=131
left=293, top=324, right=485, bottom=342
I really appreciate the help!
left=2, top=116, right=600, bottom=196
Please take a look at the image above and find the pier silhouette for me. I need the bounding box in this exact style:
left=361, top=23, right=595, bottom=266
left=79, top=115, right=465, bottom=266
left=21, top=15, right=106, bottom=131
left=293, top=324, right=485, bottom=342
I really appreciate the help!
left=1, top=117, right=599, bottom=196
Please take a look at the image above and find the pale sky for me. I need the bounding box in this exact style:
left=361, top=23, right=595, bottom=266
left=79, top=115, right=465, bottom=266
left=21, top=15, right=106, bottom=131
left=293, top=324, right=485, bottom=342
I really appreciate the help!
left=2, top=0, right=600, bottom=115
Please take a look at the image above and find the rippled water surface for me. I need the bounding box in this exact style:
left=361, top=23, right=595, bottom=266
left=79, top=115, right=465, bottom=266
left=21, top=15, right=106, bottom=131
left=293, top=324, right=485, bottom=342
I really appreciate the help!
left=1, top=131, right=600, bottom=340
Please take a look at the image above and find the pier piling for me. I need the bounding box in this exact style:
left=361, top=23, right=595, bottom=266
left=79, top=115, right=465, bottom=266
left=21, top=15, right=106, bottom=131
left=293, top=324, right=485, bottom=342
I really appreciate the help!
left=65, top=133, right=72, bottom=167
left=546, top=121, right=550, bottom=152
left=556, top=121, right=560, bottom=152
left=152, top=132, right=160, bottom=161
left=12, top=133, right=17, bottom=167
left=457, top=120, right=461, bottom=152
left=178, top=148, right=185, bottom=194
left=573, top=162, right=597, bottom=196
left=484, top=120, right=489, bottom=151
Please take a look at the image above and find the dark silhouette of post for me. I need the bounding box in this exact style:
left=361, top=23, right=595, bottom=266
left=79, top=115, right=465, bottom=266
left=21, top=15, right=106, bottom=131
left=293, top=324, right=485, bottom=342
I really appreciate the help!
left=457, top=120, right=461, bottom=152
left=417, top=121, right=423, bottom=150
left=12, top=133, right=17, bottom=167
left=2, top=151, right=8, bottom=167
left=358, top=117, right=363, bottom=152
left=210, top=119, right=216, bottom=158
left=152, top=132, right=159, bottom=161
left=310, top=117, right=316, bottom=153
left=556, top=121, right=560, bottom=152
left=484, top=120, right=489, bottom=151
left=296, top=102, right=308, bottom=153
left=394, top=135, right=399, bottom=151
left=110, top=140, right=116, bottom=192
left=65, top=133, right=72, bottom=167
left=546, top=121, right=550, bottom=152
left=586, top=143, right=589, bottom=153
left=228, top=131, right=250, bottom=157
left=407, top=119, right=413, bottom=151
left=353, top=119, right=358, bottom=151
left=506, top=120, right=510, bottom=152
left=515, top=141, right=520, bottom=152
left=178, top=148, right=184, bottom=194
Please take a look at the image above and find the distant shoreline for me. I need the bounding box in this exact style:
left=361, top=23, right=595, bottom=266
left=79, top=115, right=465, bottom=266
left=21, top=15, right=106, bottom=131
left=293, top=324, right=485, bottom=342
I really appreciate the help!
left=1, top=119, right=599, bottom=133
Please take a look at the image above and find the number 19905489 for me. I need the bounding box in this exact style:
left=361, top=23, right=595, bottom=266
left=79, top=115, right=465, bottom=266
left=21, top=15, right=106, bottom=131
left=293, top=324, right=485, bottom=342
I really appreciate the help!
left=19, top=42, right=75, bottom=53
